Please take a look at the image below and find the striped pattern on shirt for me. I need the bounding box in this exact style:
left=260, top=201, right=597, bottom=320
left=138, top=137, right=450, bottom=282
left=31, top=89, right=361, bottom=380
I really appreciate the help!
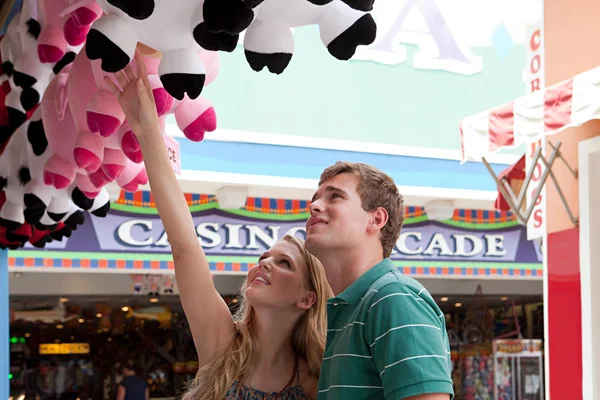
left=317, top=258, right=454, bottom=400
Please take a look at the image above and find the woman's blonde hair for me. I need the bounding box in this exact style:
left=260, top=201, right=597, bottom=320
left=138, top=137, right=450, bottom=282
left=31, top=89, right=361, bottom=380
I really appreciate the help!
left=182, top=234, right=332, bottom=400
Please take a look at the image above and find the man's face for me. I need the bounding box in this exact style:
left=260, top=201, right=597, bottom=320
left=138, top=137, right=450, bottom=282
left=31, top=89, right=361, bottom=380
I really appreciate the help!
left=305, top=173, right=371, bottom=258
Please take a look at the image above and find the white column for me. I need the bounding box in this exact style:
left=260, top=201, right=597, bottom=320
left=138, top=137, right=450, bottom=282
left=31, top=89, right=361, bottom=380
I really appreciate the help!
left=579, top=136, right=600, bottom=400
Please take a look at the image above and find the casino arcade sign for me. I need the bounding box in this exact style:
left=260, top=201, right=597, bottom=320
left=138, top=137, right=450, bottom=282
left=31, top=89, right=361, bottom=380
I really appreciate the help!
left=35, top=209, right=542, bottom=265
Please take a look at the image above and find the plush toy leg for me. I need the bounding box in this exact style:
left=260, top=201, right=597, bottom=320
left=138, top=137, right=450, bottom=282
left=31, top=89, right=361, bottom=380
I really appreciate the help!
left=88, top=188, right=110, bottom=217
left=174, top=96, right=217, bottom=142
left=319, top=3, right=376, bottom=60
left=69, top=179, right=110, bottom=217
left=4, top=90, right=27, bottom=133
left=119, top=127, right=142, bottom=163
left=87, top=89, right=125, bottom=137
left=23, top=180, right=52, bottom=224
left=101, top=148, right=127, bottom=180
left=45, top=191, right=72, bottom=223
left=29, top=225, right=53, bottom=248
left=44, top=156, right=77, bottom=189
left=63, top=4, right=102, bottom=46
left=36, top=212, right=60, bottom=230
left=86, top=14, right=138, bottom=73
left=158, top=49, right=206, bottom=101
left=192, top=2, right=241, bottom=52
left=88, top=166, right=112, bottom=189
left=3, top=223, right=32, bottom=244
left=38, top=26, right=67, bottom=64
left=244, top=21, right=294, bottom=74
left=147, top=75, right=174, bottom=116
left=201, top=0, right=255, bottom=35
left=116, top=161, right=148, bottom=192
left=0, top=186, right=25, bottom=230
left=70, top=174, right=102, bottom=211
left=73, top=131, right=104, bottom=173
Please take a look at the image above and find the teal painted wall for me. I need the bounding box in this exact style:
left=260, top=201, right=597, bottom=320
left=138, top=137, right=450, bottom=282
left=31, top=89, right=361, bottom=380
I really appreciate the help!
left=188, top=26, right=527, bottom=154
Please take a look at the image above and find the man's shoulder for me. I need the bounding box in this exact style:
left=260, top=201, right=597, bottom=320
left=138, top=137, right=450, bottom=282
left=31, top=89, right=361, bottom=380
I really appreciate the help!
left=367, top=270, right=430, bottom=302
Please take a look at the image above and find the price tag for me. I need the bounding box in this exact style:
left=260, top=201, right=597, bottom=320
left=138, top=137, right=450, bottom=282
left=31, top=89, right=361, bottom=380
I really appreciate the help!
left=163, top=135, right=181, bottom=175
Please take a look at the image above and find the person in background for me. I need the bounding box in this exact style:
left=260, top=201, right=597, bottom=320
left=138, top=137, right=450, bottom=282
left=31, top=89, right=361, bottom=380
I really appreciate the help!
left=116, top=360, right=148, bottom=400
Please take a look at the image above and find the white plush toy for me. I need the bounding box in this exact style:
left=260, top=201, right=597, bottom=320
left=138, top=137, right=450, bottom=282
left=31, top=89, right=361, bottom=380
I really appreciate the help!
left=85, top=0, right=236, bottom=100
left=200, top=0, right=377, bottom=74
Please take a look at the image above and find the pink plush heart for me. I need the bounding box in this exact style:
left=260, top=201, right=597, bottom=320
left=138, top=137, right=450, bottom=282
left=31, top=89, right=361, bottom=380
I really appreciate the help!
left=183, top=107, right=217, bottom=142
left=73, top=147, right=102, bottom=173
left=43, top=171, right=71, bottom=189
left=120, top=169, right=148, bottom=192
left=87, top=112, right=122, bottom=137
left=121, top=130, right=143, bottom=163
left=38, top=44, right=64, bottom=64
left=88, top=168, right=111, bottom=188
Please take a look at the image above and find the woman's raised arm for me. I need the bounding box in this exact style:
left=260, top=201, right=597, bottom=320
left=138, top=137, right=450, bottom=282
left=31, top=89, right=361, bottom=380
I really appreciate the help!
left=105, top=54, right=235, bottom=366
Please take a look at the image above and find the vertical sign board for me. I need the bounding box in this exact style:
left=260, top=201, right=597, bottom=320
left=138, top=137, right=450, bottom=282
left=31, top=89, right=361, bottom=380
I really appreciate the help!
left=0, top=249, right=7, bottom=400
left=525, top=21, right=546, bottom=240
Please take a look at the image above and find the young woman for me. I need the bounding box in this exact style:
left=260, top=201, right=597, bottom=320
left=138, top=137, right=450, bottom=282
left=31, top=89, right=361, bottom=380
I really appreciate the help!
left=105, top=53, right=332, bottom=400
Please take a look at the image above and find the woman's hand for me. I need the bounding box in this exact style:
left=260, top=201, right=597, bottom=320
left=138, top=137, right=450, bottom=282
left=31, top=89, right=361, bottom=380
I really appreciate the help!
left=104, top=51, right=160, bottom=138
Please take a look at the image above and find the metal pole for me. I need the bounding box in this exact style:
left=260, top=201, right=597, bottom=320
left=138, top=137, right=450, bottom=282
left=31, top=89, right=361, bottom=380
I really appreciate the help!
left=548, top=140, right=578, bottom=178
left=0, top=249, right=8, bottom=400
left=482, top=157, right=528, bottom=225
left=523, top=141, right=562, bottom=222
left=516, top=145, right=543, bottom=209
left=539, top=155, right=579, bottom=226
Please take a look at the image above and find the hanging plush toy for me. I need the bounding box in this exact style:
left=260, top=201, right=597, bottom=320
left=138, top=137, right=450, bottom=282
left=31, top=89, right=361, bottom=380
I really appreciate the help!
left=37, top=0, right=103, bottom=63
left=67, top=45, right=218, bottom=169
left=0, top=11, right=43, bottom=134
left=85, top=0, right=234, bottom=100
left=119, top=48, right=219, bottom=162
left=0, top=107, right=112, bottom=231
left=62, top=2, right=104, bottom=47
left=200, top=0, right=377, bottom=74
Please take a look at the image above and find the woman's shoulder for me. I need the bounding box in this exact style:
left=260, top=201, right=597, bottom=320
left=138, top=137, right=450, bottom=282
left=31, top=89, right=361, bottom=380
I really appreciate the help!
left=298, top=358, right=319, bottom=400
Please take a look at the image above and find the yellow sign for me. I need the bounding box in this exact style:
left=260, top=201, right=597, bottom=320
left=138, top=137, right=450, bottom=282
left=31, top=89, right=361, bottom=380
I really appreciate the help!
left=39, top=343, right=90, bottom=355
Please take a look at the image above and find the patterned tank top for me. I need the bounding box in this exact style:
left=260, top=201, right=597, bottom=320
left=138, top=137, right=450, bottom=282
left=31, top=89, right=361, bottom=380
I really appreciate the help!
left=224, top=355, right=308, bottom=400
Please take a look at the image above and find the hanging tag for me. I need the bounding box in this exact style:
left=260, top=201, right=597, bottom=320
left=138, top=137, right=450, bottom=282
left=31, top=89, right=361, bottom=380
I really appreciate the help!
left=163, top=135, right=181, bottom=175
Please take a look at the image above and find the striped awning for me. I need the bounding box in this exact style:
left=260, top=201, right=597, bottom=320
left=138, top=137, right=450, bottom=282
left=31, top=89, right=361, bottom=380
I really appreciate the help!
left=460, top=67, right=600, bottom=162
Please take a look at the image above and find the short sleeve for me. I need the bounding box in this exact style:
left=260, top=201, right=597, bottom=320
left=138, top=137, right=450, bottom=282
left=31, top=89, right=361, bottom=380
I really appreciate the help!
left=364, top=282, right=454, bottom=400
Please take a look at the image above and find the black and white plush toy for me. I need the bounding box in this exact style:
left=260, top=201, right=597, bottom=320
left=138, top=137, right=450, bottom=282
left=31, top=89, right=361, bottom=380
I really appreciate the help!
left=200, top=0, right=377, bottom=74
left=85, top=0, right=235, bottom=100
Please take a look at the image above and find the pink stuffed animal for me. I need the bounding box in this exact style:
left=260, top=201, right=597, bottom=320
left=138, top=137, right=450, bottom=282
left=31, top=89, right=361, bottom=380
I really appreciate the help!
left=0, top=112, right=111, bottom=231
left=67, top=48, right=219, bottom=167
left=62, top=2, right=103, bottom=47
left=38, top=71, right=148, bottom=196
left=37, top=0, right=101, bottom=63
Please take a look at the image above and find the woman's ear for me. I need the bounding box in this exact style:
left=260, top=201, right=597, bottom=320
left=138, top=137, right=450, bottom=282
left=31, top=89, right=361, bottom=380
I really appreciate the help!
left=297, top=290, right=317, bottom=310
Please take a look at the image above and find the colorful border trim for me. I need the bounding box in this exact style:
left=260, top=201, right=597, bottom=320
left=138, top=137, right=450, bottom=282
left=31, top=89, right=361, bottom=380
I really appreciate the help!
left=115, top=191, right=516, bottom=226
left=7, top=256, right=542, bottom=279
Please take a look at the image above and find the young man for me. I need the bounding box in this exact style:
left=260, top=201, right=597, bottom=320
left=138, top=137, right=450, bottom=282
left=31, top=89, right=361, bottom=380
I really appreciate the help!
left=305, top=161, right=454, bottom=400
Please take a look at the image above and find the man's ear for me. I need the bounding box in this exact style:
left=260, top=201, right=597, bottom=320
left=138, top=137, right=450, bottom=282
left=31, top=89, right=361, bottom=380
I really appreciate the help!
left=297, top=290, right=317, bottom=310
left=367, top=207, right=388, bottom=234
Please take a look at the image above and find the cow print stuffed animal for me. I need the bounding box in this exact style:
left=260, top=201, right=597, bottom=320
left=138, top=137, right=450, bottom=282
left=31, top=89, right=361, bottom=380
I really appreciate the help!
left=85, top=0, right=235, bottom=100
left=200, top=0, right=377, bottom=75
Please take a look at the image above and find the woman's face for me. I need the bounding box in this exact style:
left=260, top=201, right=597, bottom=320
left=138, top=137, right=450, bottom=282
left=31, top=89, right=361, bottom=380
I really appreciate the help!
left=245, top=240, right=316, bottom=311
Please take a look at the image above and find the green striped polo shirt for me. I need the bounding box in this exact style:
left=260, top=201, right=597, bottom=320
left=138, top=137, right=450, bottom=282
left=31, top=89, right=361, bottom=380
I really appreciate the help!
left=317, top=258, right=454, bottom=400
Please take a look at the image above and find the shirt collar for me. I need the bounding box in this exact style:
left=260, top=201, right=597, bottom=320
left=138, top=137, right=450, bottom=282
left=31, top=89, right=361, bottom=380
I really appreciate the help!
left=328, top=258, right=396, bottom=306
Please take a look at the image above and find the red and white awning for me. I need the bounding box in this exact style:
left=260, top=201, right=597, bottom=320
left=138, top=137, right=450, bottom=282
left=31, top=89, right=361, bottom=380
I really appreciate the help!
left=460, top=66, right=600, bottom=162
